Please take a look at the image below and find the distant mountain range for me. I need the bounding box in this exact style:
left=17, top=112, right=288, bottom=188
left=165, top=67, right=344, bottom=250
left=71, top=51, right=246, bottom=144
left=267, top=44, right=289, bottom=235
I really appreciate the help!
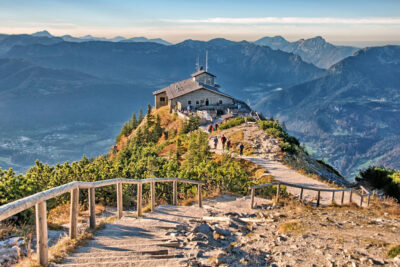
left=0, top=35, right=323, bottom=172
left=255, top=45, right=400, bottom=178
left=31, top=30, right=172, bottom=45
left=4, top=38, right=323, bottom=101
left=254, top=36, right=359, bottom=69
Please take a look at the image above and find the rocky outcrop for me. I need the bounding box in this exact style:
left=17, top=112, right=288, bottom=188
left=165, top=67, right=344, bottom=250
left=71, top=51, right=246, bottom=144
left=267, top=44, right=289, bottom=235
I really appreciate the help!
left=0, top=237, right=28, bottom=266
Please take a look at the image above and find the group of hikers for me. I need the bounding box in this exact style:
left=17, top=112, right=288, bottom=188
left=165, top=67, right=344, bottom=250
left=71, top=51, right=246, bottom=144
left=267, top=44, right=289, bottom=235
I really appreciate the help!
left=207, top=123, right=219, bottom=133
left=211, top=134, right=245, bottom=155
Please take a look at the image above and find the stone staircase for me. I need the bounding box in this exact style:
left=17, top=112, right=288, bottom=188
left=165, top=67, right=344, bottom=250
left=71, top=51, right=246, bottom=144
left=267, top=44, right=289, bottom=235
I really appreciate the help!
left=52, top=205, right=209, bottom=267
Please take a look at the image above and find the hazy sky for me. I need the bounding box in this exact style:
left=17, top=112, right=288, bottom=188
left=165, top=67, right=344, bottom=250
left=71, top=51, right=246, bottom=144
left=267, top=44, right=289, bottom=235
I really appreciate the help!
left=1, top=0, right=400, bottom=46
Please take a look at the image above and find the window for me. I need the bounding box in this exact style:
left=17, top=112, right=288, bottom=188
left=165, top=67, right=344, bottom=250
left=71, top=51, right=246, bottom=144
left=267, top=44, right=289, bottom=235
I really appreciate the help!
left=188, top=100, right=192, bottom=105
left=196, top=101, right=199, bottom=105
left=160, top=97, right=165, bottom=102
left=219, top=100, right=223, bottom=104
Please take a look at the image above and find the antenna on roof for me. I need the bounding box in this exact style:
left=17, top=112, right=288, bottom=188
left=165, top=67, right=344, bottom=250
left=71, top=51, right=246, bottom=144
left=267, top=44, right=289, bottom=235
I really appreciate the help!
left=196, top=56, right=199, bottom=71
left=205, top=50, right=208, bottom=72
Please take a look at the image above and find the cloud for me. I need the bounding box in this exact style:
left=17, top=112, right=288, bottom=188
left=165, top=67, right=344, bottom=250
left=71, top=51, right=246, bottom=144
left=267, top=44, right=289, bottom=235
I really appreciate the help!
left=162, top=17, right=400, bottom=25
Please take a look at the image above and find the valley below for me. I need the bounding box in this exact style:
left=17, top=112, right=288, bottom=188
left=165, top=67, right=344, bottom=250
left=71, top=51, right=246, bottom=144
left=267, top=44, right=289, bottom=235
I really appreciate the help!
left=0, top=123, right=121, bottom=173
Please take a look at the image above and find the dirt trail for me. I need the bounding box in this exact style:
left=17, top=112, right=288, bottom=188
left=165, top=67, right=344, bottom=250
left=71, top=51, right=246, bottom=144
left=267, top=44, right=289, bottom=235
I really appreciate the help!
left=242, top=156, right=361, bottom=206
left=208, top=131, right=360, bottom=206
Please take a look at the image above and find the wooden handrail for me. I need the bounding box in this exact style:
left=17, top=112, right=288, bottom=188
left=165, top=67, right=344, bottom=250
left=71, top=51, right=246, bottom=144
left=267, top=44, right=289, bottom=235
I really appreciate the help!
left=0, top=177, right=205, bottom=266
left=250, top=181, right=372, bottom=209
left=0, top=177, right=205, bottom=221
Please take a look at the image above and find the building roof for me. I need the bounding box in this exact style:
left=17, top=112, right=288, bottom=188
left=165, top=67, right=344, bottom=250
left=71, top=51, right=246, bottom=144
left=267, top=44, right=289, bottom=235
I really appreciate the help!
left=153, top=78, right=234, bottom=100
left=191, top=69, right=216, bottom=78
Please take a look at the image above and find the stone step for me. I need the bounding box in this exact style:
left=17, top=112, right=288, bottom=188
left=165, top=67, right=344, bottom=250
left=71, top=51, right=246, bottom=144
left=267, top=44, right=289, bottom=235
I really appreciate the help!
left=73, top=243, right=183, bottom=254
left=52, top=257, right=189, bottom=267
left=61, top=253, right=187, bottom=264
left=67, top=248, right=186, bottom=258
left=85, top=238, right=174, bottom=246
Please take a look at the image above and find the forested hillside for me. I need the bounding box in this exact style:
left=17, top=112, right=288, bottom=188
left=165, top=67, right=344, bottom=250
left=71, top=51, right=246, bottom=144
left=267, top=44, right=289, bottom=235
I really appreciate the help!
left=0, top=107, right=266, bottom=222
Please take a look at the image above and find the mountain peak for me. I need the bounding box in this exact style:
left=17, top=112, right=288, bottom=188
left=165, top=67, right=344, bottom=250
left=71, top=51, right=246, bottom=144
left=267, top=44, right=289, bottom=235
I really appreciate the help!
left=32, top=30, right=53, bottom=38
left=310, top=36, right=326, bottom=43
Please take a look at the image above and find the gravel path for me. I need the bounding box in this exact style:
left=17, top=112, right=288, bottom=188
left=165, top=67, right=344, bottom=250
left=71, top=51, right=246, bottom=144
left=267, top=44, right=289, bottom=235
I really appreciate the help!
left=53, top=196, right=270, bottom=267
left=208, top=136, right=361, bottom=206
left=242, top=156, right=361, bottom=206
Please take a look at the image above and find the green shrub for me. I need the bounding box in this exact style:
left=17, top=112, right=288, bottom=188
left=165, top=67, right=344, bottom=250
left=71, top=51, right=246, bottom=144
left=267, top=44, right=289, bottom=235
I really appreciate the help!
left=219, top=117, right=245, bottom=130
left=388, top=245, right=400, bottom=258
left=265, top=128, right=284, bottom=138
left=356, top=166, right=400, bottom=201
left=180, top=115, right=200, bottom=134
left=258, top=119, right=299, bottom=154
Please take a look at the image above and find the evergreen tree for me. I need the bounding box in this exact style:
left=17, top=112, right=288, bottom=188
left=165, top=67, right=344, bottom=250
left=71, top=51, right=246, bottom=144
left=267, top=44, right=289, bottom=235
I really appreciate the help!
left=129, top=112, right=137, bottom=131
left=146, top=104, right=153, bottom=126
left=152, top=114, right=163, bottom=142
left=122, top=122, right=130, bottom=136
left=138, top=109, right=144, bottom=125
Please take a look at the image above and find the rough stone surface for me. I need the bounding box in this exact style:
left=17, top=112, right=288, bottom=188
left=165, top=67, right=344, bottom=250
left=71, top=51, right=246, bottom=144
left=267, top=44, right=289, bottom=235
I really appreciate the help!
left=49, top=194, right=400, bottom=267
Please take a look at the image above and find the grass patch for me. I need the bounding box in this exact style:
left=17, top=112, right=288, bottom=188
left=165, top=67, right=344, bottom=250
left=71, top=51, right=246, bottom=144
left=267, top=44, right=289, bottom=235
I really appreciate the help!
left=219, top=117, right=245, bottom=130
left=278, top=220, right=305, bottom=234
left=15, top=216, right=115, bottom=267
left=388, top=245, right=400, bottom=258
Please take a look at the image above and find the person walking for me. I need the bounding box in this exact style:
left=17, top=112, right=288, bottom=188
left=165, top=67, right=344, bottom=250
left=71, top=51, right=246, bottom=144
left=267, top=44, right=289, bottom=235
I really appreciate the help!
left=213, top=136, right=218, bottom=149
left=221, top=135, right=227, bottom=151
left=226, top=139, right=231, bottom=152
left=239, top=143, right=244, bottom=156
left=208, top=124, right=213, bottom=133
left=215, top=123, right=219, bottom=130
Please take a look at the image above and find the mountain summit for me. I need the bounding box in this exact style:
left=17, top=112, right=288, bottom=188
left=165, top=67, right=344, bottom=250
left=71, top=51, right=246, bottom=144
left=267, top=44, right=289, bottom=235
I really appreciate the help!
left=254, top=36, right=359, bottom=69
left=31, top=30, right=53, bottom=38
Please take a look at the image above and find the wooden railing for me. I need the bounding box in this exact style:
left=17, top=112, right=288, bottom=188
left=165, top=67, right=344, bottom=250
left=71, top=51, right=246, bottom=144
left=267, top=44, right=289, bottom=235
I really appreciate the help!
left=250, top=181, right=372, bottom=209
left=0, top=177, right=205, bottom=266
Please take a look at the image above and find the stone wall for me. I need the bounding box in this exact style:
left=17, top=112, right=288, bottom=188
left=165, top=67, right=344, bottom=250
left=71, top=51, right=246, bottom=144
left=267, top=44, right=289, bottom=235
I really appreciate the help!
left=171, top=89, right=234, bottom=111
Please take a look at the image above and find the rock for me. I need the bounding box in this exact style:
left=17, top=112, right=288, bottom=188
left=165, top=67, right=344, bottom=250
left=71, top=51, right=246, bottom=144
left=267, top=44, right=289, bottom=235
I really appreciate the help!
left=393, top=256, right=400, bottom=265
left=193, top=223, right=212, bottom=235
left=277, top=236, right=287, bottom=242
left=214, top=227, right=231, bottom=236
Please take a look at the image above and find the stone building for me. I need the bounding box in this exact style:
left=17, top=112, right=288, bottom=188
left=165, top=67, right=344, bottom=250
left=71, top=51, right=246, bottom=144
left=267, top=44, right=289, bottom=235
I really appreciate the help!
left=153, top=67, right=240, bottom=113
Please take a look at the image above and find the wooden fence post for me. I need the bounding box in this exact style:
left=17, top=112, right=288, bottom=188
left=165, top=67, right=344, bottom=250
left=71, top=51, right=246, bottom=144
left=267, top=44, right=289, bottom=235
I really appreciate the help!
left=276, top=183, right=281, bottom=202
left=360, top=195, right=363, bottom=207
left=151, top=181, right=155, bottom=212
left=299, top=188, right=304, bottom=201
left=70, top=188, right=79, bottom=239
left=316, top=191, right=321, bottom=207
left=331, top=191, right=335, bottom=203
left=198, top=184, right=202, bottom=208
left=35, top=201, right=48, bottom=267
left=250, top=188, right=255, bottom=209
left=341, top=190, right=345, bottom=205
left=89, top=187, right=96, bottom=229
left=137, top=183, right=142, bottom=217
left=349, top=190, right=353, bottom=203
left=173, top=180, right=177, bottom=205
left=116, top=182, right=123, bottom=219
left=367, top=194, right=371, bottom=206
